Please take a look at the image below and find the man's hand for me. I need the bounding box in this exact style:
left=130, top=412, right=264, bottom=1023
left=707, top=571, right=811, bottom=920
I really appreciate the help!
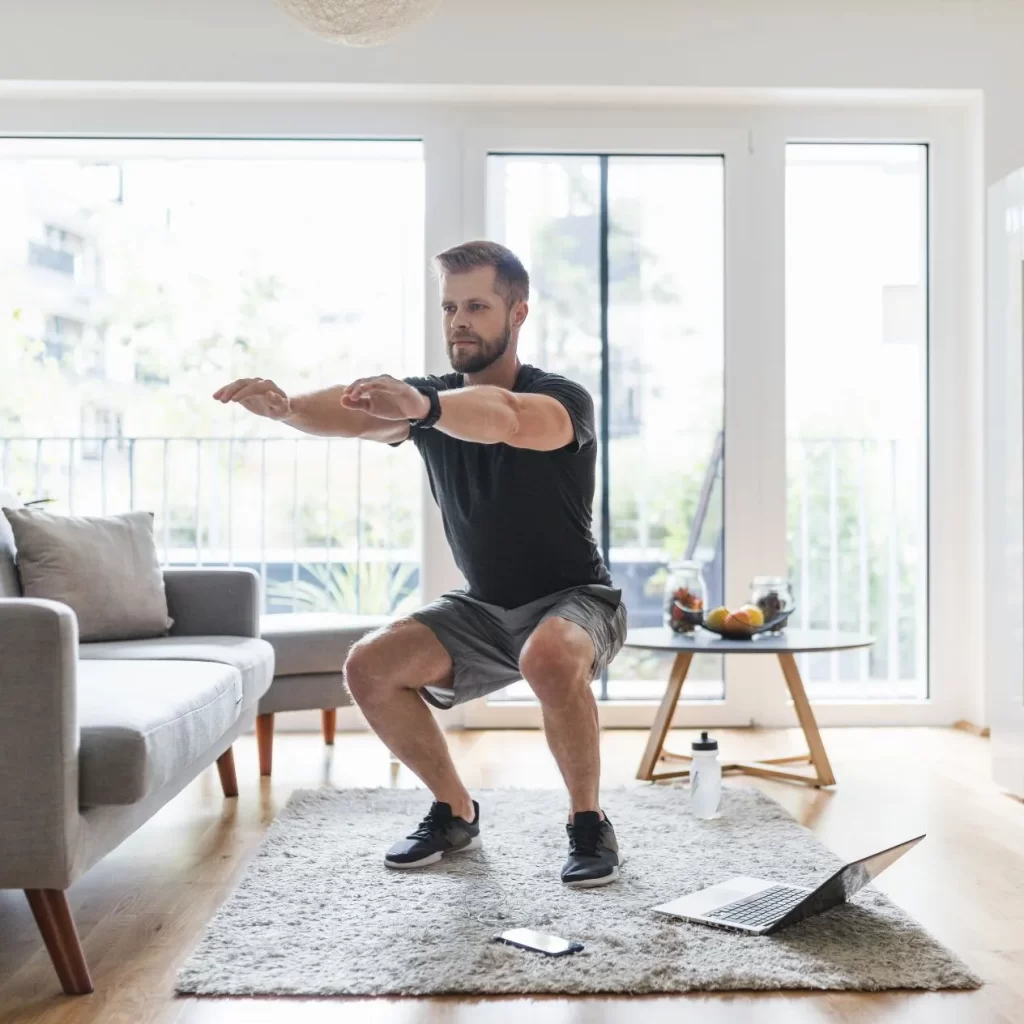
left=213, top=378, right=291, bottom=420
left=212, top=377, right=412, bottom=443
left=340, top=375, right=430, bottom=421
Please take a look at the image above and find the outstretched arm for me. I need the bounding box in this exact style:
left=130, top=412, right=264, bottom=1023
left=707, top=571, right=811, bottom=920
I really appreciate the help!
left=438, top=387, right=573, bottom=450
left=340, top=376, right=575, bottom=451
left=213, top=377, right=409, bottom=444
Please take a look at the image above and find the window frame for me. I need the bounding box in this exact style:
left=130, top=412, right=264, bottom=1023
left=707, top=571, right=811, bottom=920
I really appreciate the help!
left=0, top=94, right=980, bottom=731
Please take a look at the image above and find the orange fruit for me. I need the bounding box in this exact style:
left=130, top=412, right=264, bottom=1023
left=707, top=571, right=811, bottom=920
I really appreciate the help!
left=705, top=607, right=729, bottom=630
left=740, top=604, right=765, bottom=627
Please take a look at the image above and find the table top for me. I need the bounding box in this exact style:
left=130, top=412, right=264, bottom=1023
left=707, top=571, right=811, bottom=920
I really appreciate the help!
left=624, top=627, right=874, bottom=654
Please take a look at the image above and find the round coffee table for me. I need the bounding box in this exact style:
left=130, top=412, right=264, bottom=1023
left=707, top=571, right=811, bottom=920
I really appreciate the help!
left=624, top=628, right=874, bottom=788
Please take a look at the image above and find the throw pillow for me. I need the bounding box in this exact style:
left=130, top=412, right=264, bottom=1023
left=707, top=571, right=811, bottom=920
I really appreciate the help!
left=2, top=507, right=173, bottom=642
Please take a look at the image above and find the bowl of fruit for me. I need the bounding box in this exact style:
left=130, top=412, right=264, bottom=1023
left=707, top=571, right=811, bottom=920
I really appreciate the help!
left=701, top=603, right=794, bottom=640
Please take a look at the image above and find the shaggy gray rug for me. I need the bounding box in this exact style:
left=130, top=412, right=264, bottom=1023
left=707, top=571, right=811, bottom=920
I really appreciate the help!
left=176, top=786, right=980, bottom=996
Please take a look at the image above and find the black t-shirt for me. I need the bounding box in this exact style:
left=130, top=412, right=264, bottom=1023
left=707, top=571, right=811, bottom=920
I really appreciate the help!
left=392, top=363, right=613, bottom=608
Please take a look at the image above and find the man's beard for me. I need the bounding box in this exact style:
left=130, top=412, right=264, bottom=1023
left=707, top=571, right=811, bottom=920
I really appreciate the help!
left=447, top=321, right=511, bottom=374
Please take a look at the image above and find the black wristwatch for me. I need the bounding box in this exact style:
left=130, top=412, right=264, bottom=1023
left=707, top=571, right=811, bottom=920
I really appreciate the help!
left=409, top=385, right=442, bottom=430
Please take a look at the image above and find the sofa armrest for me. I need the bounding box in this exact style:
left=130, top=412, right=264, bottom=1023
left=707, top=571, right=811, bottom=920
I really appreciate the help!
left=164, top=567, right=261, bottom=638
left=0, top=598, right=80, bottom=890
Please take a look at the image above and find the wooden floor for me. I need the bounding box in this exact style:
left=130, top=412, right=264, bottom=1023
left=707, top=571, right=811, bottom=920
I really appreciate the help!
left=1, top=726, right=1023, bottom=1023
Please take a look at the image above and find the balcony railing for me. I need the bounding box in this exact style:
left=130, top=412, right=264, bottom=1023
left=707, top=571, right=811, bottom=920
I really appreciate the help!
left=0, top=433, right=924, bottom=694
left=787, top=436, right=926, bottom=697
left=0, top=435, right=422, bottom=618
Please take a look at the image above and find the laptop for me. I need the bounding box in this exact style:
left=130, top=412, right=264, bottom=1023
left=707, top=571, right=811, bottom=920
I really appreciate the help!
left=652, top=834, right=925, bottom=935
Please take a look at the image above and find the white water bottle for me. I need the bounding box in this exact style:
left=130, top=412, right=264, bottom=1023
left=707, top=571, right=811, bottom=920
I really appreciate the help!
left=689, top=731, right=722, bottom=820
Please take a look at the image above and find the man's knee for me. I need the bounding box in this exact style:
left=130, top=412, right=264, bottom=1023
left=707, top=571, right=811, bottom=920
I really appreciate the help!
left=520, top=621, right=593, bottom=708
left=344, top=619, right=454, bottom=703
left=343, top=638, right=391, bottom=703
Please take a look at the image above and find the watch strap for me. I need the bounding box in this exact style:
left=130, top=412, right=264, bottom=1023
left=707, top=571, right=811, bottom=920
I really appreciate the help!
left=409, top=385, right=442, bottom=429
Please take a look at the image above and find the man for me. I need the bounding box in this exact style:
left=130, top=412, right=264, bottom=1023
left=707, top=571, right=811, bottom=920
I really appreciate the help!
left=213, top=240, right=627, bottom=888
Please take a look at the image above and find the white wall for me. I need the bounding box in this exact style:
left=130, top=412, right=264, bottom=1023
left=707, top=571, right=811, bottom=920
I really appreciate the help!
left=986, top=170, right=1024, bottom=789
left=0, top=0, right=1022, bottom=182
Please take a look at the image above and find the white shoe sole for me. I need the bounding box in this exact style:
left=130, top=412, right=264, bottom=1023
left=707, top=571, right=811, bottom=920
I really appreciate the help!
left=563, top=865, right=620, bottom=888
left=384, top=834, right=482, bottom=870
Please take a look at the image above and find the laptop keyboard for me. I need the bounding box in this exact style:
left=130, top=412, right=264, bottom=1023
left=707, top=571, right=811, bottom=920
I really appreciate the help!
left=705, top=885, right=809, bottom=928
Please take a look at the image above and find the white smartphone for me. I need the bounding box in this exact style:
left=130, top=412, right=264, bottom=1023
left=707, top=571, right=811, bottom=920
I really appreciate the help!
left=494, top=928, right=584, bottom=957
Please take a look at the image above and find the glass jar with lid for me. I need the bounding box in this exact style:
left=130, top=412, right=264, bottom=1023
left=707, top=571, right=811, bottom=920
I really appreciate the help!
left=662, top=560, right=708, bottom=634
left=749, top=576, right=796, bottom=633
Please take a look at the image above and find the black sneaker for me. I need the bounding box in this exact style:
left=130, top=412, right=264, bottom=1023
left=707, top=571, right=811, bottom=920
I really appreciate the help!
left=561, top=811, right=620, bottom=888
left=384, top=800, right=481, bottom=869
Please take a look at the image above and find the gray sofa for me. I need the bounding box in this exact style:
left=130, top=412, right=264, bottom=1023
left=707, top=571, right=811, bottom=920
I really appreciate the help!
left=0, top=519, right=275, bottom=995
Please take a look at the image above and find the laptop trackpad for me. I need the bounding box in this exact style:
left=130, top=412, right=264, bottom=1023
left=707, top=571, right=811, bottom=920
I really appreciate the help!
left=652, top=877, right=777, bottom=919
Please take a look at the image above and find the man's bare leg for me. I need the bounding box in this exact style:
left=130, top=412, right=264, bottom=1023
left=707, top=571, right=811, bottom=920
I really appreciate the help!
left=519, top=617, right=602, bottom=817
left=520, top=616, right=619, bottom=887
left=344, top=619, right=475, bottom=822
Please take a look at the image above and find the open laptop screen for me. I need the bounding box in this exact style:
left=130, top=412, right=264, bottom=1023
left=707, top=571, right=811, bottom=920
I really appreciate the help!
left=772, top=835, right=925, bottom=931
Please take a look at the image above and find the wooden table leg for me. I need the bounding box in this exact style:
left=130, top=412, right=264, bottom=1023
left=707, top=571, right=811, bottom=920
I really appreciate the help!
left=636, top=652, right=693, bottom=781
left=759, top=753, right=814, bottom=765
left=777, top=652, right=836, bottom=787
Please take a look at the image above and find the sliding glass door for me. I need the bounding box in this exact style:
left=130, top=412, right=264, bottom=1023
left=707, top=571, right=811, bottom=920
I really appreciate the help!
left=485, top=153, right=726, bottom=705
left=785, top=144, right=929, bottom=700
left=451, top=108, right=956, bottom=729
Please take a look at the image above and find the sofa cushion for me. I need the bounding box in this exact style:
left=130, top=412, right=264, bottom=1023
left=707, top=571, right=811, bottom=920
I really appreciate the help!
left=259, top=613, right=388, bottom=676
left=79, top=635, right=274, bottom=711
left=78, top=660, right=242, bottom=806
left=258, top=671, right=354, bottom=715
left=2, top=507, right=172, bottom=641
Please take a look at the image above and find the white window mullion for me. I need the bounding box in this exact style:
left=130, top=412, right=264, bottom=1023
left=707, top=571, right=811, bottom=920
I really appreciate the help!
left=423, top=122, right=478, bottom=731
left=721, top=122, right=791, bottom=725
left=927, top=119, right=981, bottom=725
left=420, top=123, right=469, bottom=609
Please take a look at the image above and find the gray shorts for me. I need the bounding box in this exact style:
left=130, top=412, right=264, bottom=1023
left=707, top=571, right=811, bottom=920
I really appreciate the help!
left=411, top=583, right=628, bottom=709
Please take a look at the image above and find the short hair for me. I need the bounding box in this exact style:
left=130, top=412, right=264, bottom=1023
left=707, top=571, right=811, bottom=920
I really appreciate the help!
left=433, top=240, right=530, bottom=306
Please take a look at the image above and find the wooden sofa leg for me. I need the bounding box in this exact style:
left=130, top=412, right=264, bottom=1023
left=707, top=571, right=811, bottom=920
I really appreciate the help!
left=322, top=708, right=337, bottom=746
left=216, top=746, right=239, bottom=797
left=256, top=713, right=274, bottom=776
left=24, top=889, right=94, bottom=995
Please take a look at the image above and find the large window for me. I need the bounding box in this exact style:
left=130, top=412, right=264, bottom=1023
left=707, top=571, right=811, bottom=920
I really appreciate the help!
left=0, top=102, right=968, bottom=729
left=0, top=140, right=425, bottom=616
left=488, top=154, right=725, bottom=701
left=786, top=144, right=928, bottom=699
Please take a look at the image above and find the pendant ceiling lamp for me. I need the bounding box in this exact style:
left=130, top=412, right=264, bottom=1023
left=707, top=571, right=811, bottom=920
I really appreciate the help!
left=277, top=0, right=440, bottom=47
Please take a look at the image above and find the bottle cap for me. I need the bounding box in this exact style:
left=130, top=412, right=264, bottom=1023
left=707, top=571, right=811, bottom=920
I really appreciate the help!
left=692, top=730, right=718, bottom=751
